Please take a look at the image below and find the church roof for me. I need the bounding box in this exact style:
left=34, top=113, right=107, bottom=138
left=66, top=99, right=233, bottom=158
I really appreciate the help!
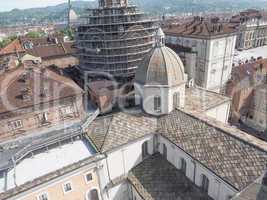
left=87, top=109, right=267, bottom=191
left=158, top=110, right=267, bottom=191
left=86, top=111, right=158, bottom=152
left=128, top=153, right=212, bottom=200
left=135, top=43, right=185, bottom=87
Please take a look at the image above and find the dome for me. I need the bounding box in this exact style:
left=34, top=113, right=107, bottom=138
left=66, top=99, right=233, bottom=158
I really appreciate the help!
left=135, top=45, right=186, bottom=87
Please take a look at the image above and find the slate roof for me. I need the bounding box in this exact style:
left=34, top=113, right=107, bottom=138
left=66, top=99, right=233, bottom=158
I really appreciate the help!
left=87, top=108, right=267, bottom=191
left=158, top=110, right=267, bottom=191
left=128, top=153, right=212, bottom=200
left=86, top=111, right=158, bottom=152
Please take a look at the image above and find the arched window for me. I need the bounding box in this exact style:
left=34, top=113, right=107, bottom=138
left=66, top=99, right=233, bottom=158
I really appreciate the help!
left=87, top=189, right=99, bottom=200
left=173, top=92, right=180, bottom=108
left=142, top=141, right=148, bottom=159
left=201, top=174, right=209, bottom=193
left=181, top=158, right=187, bottom=175
left=154, top=96, right=161, bottom=112
left=163, top=144, right=167, bottom=159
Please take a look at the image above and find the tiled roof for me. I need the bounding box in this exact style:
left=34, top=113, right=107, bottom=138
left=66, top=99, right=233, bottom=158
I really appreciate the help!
left=0, top=39, right=25, bottom=56
left=26, top=42, right=75, bottom=59
left=87, top=107, right=267, bottom=191
left=184, top=87, right=230, bottom=114
left=232, top=173, right=267, bottom=200
left=158, top=110, right=267, bottom=190
left=0, top=66, right=83, bottom=115
left=164, top=17, right=236, bottom=39
left=86, top=111, right=158, bottom=152
left=128, top=153, right=212, bottom=200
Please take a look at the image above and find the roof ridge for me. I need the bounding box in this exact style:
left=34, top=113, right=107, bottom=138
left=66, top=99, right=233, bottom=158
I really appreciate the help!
left=100, top=115, right=114, bottom=151
left=178, top=108, right=267, bottom=153
left=160, top=46, right=169, bottom=85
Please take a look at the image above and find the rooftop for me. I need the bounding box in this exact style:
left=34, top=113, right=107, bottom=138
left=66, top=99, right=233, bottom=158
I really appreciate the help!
left=2, top=139, right=95, bottom=192
left=158, top=109, right=267, bottom=191
left=26, top=42, right=75, bottom=60
left=232, top=174, right=267, bottom=200
left=87, top=111, right=158, bottom=153
left=0, top=39, right=24, bottom=56
left=184, top=87, right=230, bottom=114
left=0, top=154, right=104, bottom=200
left=164, top=17, right=236, bottom=39
left=128, top=153, right=212, bottom=200
left=87, top=108, right=267, bottom=191
left=233, top=46, right=267, bottom=66
left=0, top=65, right=83, bottom=115
left=0, top=124, right=83, bottom=171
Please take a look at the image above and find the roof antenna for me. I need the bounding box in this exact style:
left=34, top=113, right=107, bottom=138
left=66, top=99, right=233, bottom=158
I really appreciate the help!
left=68, top=0, right=71, bottom=29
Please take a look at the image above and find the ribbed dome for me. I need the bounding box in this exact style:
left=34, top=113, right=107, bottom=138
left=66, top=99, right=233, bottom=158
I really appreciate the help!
left=135, top=45, right=185, bottom=87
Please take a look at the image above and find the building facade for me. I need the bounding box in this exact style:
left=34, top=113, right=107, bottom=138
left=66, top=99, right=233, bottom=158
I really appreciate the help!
left=231, top=9, right=267, bottom=50
left=164, top=17, right=237, bottom=93
left=226, top=58, right=267, bottom=133
left=0, top=62, right=85, bottom=141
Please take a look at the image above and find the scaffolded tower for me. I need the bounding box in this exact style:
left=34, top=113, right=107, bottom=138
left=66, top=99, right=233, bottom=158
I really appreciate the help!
left=76, top=0, right=158, bottom=82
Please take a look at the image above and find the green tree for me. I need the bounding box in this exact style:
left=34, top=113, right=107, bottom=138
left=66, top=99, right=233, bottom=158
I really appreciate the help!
left=25, top=31, right=44, bottom=38
left=0, top=36, right=17, bottom=48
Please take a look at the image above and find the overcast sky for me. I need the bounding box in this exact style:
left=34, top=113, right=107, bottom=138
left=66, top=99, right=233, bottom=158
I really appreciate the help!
left=1, top=0, right=90, bottom=12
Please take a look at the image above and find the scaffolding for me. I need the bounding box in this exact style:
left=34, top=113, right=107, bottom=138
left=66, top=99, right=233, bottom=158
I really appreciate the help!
left=76, top=0, right=158, bottom=82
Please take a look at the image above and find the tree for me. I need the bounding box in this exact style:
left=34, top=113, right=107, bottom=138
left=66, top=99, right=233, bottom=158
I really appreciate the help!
left=0, top=36, right=17, bottom=48
left=25, top=31, right=44, bottom=38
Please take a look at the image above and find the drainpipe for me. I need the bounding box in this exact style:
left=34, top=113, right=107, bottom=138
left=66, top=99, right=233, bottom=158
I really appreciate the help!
left=192, top=160, right=197, bottom=184
left=4, top=170, right=7, bottom=191
left=95, top=163, right=105, bottom=200
left=104, top=153, right=112, bottom=199
left=12, top=158, right=17, bottom=187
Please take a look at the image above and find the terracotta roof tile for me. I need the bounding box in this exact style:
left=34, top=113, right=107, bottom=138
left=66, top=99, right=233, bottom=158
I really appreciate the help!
left=0, top=39, right=25, bottom=56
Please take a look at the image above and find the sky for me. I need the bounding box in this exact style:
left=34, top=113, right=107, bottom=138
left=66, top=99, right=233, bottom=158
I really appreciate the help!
left=0, top=0, right=89, bottom=12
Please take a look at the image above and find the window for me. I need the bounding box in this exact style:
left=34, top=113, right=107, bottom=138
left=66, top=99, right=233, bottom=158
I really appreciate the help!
left=154, top=96, right=161, bottom=112
left=163, top=144, right=167, bottom=159
left=85, top=173, right=93, bottom=183
left=38, top=113, right=48, bottom=125
left=226, top=195, right=233, bottom=200
left=0, top=171, right=4, bottom=179
left=62, top=106, right=73, bottom=116
left=87, top=189, right=99, bottom=200
left=38, top=193, right=48, bottom=200
left=201, top=174, right=209, bottom=193
left=181, top=158, right=187, bottom=175
left=63, top=182, right=72, bottom=193
left=142, top=141, right=149, bottom=159
left=8, top=120, right=23, bottom=130
left=173, top=92, right=180, bottom=108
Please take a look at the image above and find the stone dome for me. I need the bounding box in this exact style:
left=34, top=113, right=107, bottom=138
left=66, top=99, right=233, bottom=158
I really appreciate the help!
left=135, top=44, right=186, bottom=87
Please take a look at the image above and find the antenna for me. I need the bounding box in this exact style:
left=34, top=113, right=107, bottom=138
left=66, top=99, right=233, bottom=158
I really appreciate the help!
left=68, top=0, right=71, bottom=29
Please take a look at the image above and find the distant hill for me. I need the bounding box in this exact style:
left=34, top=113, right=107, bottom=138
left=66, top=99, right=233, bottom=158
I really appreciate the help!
left=0, top=0, right=266, bottom=26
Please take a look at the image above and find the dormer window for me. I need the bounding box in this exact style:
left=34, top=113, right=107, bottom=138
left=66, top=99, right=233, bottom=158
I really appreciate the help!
left=8, top=120, right=23, bottom=131
left=38, top=112, right=49, bottom=126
